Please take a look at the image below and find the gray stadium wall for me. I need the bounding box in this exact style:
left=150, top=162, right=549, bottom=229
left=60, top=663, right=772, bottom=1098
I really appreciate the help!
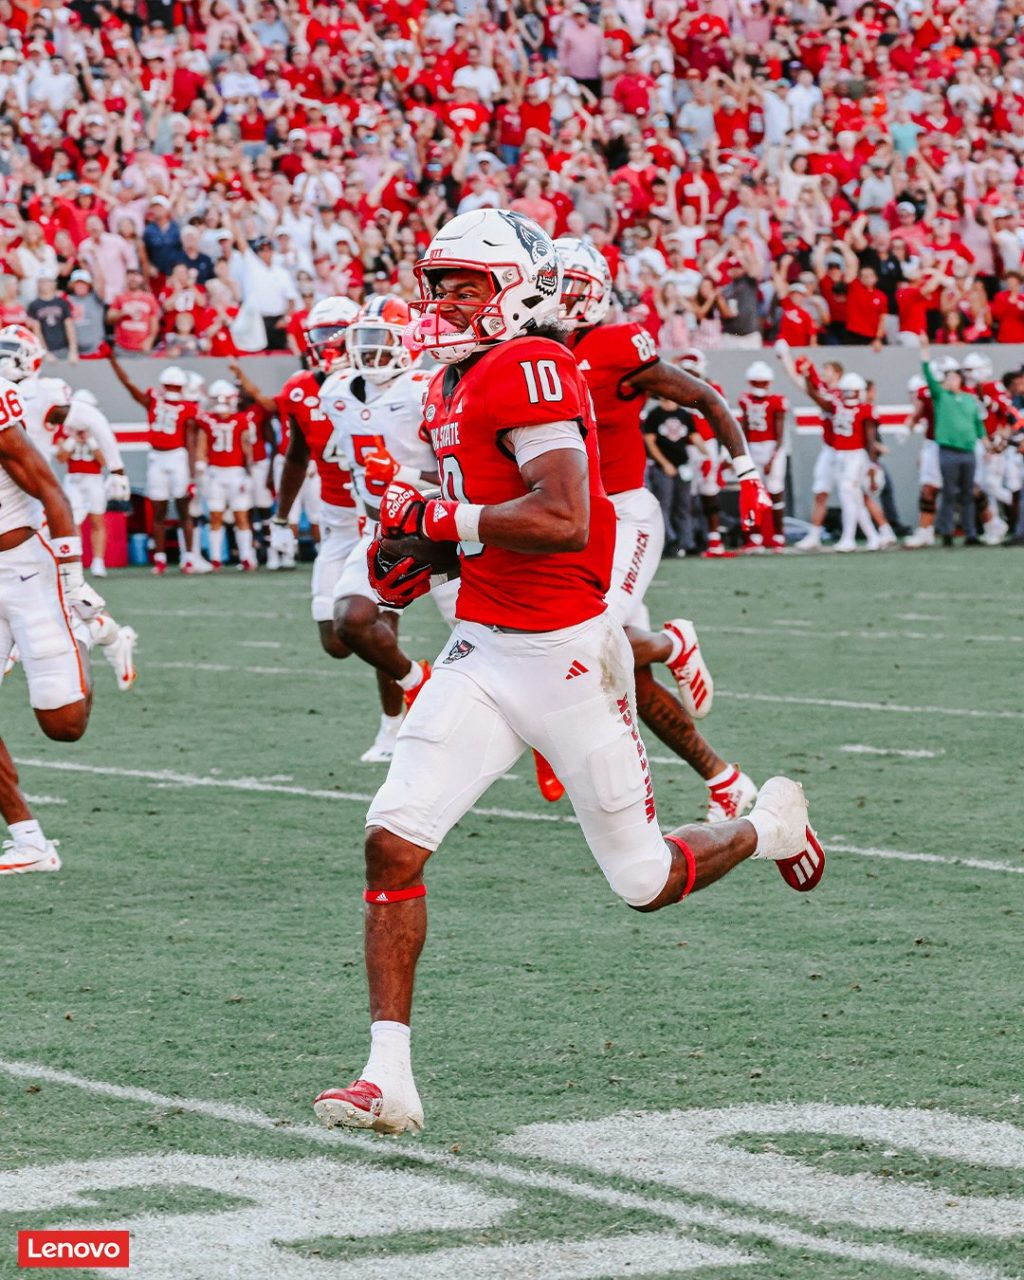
left=48, top=345, right=1024, bottom=522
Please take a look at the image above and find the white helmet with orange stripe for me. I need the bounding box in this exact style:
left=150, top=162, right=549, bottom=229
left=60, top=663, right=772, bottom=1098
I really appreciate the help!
left=346, top=294, right=413, bottom=385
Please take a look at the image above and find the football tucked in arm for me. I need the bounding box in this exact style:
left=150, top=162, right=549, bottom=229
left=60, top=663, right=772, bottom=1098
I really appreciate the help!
left=379, top=536, right=461, bottom=580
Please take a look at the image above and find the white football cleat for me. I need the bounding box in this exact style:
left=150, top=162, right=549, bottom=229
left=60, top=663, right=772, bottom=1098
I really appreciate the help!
left=706, top=768, right=758, bottom=823
left=360, top=722, right=401, bottom=763
left=662, top=619, right=713, bottom=719
left=903, top=526, right=935, bottom=548
left=90, top=558, right=107, bottom=578
left=983, top=515, right=1008, bottom=546
left=0, top=838, right=61, bottom=874
left=313, top=1076, right=423, bottom=1135
left=833, top=539, right=857, bottom=553
left=794, top=530, right=822, bottom=551
left=877, top=528, right=898, bottom=550
left=103, top=625, right=137, bottom=691
left=182, top=557, right=214, bottom=575
left=748, top=776, right=825, bottom=891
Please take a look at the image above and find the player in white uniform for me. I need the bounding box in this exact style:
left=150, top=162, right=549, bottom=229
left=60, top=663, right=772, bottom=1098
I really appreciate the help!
left=54, top=389, right=131, bottom=578
left=320, top=296, right=456, bottom=762
left=0, top=327, right=137, bottom=691
left=0, top=344, right=121, bottom=872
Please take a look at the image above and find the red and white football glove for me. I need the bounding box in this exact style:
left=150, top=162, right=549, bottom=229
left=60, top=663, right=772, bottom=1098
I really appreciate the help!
left=366, top=536, right=433, bottom=609
left=380, top=481, right=460, bottom=542
left=732, top=455, right=772, bottom=533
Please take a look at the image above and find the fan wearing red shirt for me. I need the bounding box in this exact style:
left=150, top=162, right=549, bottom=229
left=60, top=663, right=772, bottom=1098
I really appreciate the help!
left=736, top=362, right=789, bottom=549
left=991, top=272, right=1024, bottom=342
left=845, top=264, right=888, bottom=347
left=194, top=380, right=257, bottom=570
left=777, top=286, right=819, bottom=347
left=311, top=208, right=822, bottom=1140
left=557, top=236, right=764, bottom=821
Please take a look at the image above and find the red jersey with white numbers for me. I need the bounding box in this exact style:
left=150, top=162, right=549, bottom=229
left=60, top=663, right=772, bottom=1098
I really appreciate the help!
left=690, top=380, right=726, bottom=443
left=974, top=380, right=1016, bottom=437
left=737, top=391, right=788, bottom=444
left=145, top=390, right=197, bottom=452
left=565, top=321, right=659, bottom=494
left=198, top=411, right=252, bottom=468
left=915, top=385, right=935, bottom=441
left=822, top=394, right=873, bottom=451
left=277, top=369, right=354, bottom=509
left=423, top=336, right=615, bottom=631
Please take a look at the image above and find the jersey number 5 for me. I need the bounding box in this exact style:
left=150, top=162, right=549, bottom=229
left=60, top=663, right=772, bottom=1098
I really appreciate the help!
left=519, top=359, right=563, bottom=405
left=440, top=456, right=483, bottom=558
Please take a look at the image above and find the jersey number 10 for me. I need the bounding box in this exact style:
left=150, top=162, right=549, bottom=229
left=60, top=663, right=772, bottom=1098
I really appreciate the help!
left=519, top=359, right=563, bottom=404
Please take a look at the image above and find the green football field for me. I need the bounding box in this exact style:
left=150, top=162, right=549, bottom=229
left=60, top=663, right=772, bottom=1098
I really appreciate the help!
left=0, top=549, right=1021, bottom=1280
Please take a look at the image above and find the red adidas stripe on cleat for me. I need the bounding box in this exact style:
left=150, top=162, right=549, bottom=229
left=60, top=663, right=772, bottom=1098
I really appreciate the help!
left=775, top=827, right=826, bottom=892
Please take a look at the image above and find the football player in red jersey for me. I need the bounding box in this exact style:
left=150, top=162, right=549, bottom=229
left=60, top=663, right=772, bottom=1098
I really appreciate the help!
left=194, top=380, right=257, bottom=570
left=903, top=369, right=941, bottom=548
left=312, top=210, right=824, bottom=1136
left=960, top=352, right=1013, bottom=545
left=554, top=238, right=760, bottom=822
left=736, top=361, right=788, bottom=551
left=267, top=297, right=363, bottom=645
left=107, top=355, right=202, bottom=574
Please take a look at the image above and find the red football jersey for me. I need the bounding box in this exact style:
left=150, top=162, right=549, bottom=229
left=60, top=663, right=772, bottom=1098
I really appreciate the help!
left=823, top=394, right=873, bottom=451
left=57, top=428, right=102, bottom=474
left=422, top=336, right=615, bottom=631
left=276, top=369, right=354, bottom=509
left=975, top=380, right=1013, bottom=437
left=198, top=411, right=252, bottom=468
left=145, top=390, right=197, bottom=452
left=566, top=321, right=659, bottom=495
left=737, top=391, right=788, bottom=444
left=246, top=403, right=272, bottom=461
left=915, top=385, right=935, bottom=441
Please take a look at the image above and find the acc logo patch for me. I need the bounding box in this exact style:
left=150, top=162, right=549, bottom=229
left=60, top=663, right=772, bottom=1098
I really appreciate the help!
left=425, top=404, right=436, bottom=422
left=443, top=638, right=475, bottom=664
left=289, top=387, right=305, bottom=402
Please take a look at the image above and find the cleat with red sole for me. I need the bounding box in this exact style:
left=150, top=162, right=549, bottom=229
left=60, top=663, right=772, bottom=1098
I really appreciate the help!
left=775, top=826, right=826, bottom=892
left=701, top=544, right=737, bottom=559
left=749, top=777, right=826, bottom=892
left=403, top=660, right=431, bottom=709
left=151, top=559, right=167, bottom=576
left=533, top=750, right=565, bottom=803
left=706, top=767, right=757, bottom=822
left=313, top=1078, right=423, bottom=1134
left=663, top=618, right=714, bottom=719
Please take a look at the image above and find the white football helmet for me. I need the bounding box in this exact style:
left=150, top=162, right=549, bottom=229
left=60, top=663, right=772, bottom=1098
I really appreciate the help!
left=408, top=209, right=562, bottom=364
left=346, top=294, right=412, bottom=385
left=207, top=378, right=239, bottom=415
left=305, top=296, right=360, bottom=371
left=745, top=360, right=774, bottom=390
left=554, top=235, right=612, bottom=327
left=0, top=324, right=44, bottom=382
left=907, top=374, right=927, bottom=394
left=71, top=388, right=99, bottom=407
left=679, top=347, right=708, bottom=378
left=960, top=352, right=992, bottom=384
left=838, top=372, right=866, bottom=404
left=929, top=355, right=960, bottom=378
left=185, top=370, right=206, bottom=402
left=159, top=365, right=188, bottom=401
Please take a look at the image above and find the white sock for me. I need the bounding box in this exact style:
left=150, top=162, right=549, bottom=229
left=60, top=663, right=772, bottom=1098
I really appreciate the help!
left=364, top=1020, right=412, bottom=1083
left=154, top=551, right=167, bottom=565
left=397, top=663, right=424, bottom=693
left=209, top=527, right=225, bottom=563
left=663, top=628, right=684, bottom=667
left=746, top=809, right=772, bottom=858
left=707, top=530, right=722, bottom=544
left=381, top=712, right=403, bottom=734
left=706, top=764, right=737, bottom=789
left=92, top=557, right=105, bottom=572
left=191, top=528, right=204, bottom=558
left=9, top=819, right=44, bottom=848
left=236, top=529, right=254, bottom=562
left=879, top=523, right=894, bottom=539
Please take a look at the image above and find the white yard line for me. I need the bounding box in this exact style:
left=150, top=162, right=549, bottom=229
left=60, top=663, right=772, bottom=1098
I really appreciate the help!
left=704, top=624, right=1024, bottom=644
left=839, top=744, right=945, bottom=759
left=716, top=691, right=1024, bottom=720
left=0, top=1058, right=1005, bottom=1280
left=13, top=758, right=1023, bottom=876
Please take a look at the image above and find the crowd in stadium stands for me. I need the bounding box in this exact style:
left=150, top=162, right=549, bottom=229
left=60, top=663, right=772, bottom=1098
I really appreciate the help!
left=5, top=0, right=1024, bottom=359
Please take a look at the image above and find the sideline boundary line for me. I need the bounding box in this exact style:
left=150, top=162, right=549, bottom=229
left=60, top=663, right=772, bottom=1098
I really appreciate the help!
left=13, top=758, right=1023, bottom=876
left=0, top=1058, right=1004, bottom=1280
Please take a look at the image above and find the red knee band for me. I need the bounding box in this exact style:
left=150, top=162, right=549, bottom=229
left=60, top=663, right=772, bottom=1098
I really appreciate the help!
left=666, top=835, right=697, bottom=901
left=364, top=885, right=426, bottom=905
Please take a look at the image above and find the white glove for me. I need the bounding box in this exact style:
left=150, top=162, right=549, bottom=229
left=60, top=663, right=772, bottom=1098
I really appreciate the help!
left=105, top=473, right=131, bottom=502
left=58, top=561, right=105, bottom=620
left=269, top=518, right=297, bottom=558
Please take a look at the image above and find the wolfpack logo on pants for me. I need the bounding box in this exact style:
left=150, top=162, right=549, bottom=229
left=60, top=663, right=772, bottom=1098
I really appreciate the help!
left=443, top=638, right=475, bottom=664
